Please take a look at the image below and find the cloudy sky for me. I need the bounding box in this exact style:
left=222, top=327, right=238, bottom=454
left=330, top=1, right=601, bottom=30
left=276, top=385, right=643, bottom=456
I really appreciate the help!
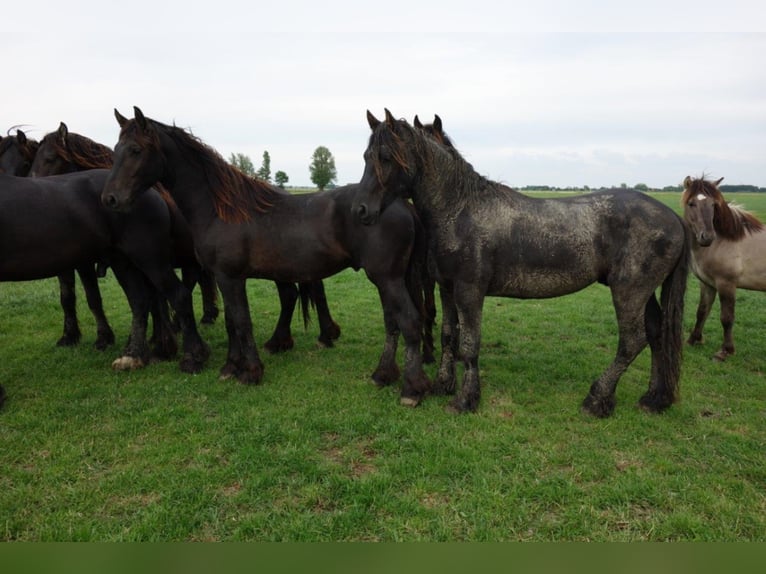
left=4, top=1, right=764, bottom=189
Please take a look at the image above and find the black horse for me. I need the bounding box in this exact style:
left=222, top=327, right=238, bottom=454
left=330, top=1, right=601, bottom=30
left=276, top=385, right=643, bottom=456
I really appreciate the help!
left=102, top=107, right=433, bottom=405
left=0, top=129, right=39, bottom=176
left=1, top=129, right=117, bottom=349
left=0, top=170, right=210, bottom=384
left=353, top=110, right=690, bottom=417
left=29, top=122, right=342, bottom=353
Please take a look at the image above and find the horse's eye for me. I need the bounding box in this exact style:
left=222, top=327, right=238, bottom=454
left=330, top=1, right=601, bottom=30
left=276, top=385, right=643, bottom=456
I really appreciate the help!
left=379, top=147, right=392, bottom=161
left=130, top=145, right=141, bottom=156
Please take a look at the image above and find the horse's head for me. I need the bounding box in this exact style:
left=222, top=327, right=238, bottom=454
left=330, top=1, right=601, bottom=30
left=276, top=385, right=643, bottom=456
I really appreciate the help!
left=682, top=175, right=724, bottom=247
left=29, top=123, right=74, bottom=177
left=414, top=114, right=455, bottom=149
left=353, top=109, right=418, bottom=225
left=102, top=107, right=165, bottom=212
left=0, top=128, right=39, bottom=176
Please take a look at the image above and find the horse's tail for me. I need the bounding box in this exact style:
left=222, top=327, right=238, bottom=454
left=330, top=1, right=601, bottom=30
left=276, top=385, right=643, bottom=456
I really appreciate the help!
left=405, top=206, right=436, bottom=363
left=298, top=282, right=313, bottom=330
left=642, top=224, right=690, bottom=411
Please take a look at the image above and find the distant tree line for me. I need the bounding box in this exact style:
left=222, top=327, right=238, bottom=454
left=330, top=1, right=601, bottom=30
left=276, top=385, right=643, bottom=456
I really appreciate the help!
left=228, top=146, right=337, bottom=191
left=520, top=183, right=766, bottom=193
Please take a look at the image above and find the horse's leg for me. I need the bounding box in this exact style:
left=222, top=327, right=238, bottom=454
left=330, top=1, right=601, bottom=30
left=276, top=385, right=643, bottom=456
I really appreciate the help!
left=582, top=287, right=648, bottom=417
left=147, top=294, right=179, bottom=361
left=376, top=276, right=430, bottom=407
left=76, top=264, right=115, bottom=350
left=370, top=298, right=400, bottom=387
left=56, top=269, right=81, bottom=347
left=216, top=274, right=264, bottom=384
left=263, top=281, right=297, bottom=353
left=309, top=281, right=341, bottom=347
left=448, top=282, right=484, bottom=413
left=715, top=283, right=737, bottom=361
left=148, top=268, right=209, bottom=372
left=433, top=282, right=458, bottom=396
left=687, top=281, right=716, bottom=346
left=109, top=258, right=152, bottom=370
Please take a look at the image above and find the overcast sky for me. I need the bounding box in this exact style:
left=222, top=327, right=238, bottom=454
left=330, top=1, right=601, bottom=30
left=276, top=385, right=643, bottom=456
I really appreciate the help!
left=4, top=1, right=765, bottom=188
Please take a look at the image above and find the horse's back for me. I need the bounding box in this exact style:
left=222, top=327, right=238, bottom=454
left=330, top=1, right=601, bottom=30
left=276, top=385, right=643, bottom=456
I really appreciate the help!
left=0, top=171, right=113, bottom=280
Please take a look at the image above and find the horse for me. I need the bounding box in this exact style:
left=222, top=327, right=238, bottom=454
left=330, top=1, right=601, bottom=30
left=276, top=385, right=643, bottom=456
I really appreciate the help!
left=101, top=107, right=433, bottom=405
left=682, top=175, right=766, bottom=361
left=1, top=128, right=117, bottom=349
left=353, top=110, right=690, bottom=417
left=29, top=121, right=342, bottom=352
left=0, top=128, right=39, bottom=176
left=0, top=170, right=211, bottom=386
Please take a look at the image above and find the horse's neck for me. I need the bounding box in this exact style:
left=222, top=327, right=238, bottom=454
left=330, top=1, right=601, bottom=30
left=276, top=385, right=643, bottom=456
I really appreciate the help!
left=412, top=147, right=493, bottom=223
left=160, top=137, right=218, bottom=231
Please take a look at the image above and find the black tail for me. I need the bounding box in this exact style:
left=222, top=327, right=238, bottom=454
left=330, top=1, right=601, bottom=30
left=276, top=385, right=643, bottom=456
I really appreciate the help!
left=298, top=282, right=313, bottom=330
left=641, top=233, right=689, bottom=411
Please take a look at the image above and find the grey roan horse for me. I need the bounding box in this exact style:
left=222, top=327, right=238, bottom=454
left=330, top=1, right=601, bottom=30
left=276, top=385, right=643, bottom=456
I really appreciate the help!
left=353, top=110, right=690, bottom=417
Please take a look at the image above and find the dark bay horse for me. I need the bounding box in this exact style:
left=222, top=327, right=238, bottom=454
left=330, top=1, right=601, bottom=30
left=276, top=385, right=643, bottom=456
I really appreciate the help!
left=0, top=170, right=210, bottom=382
left=353, top=110, right=690, bottom=417
left=682, top=175, right=766, bottom=361
left=29, top=121, right=341, bottom=352
left=1, top=128, right=116, bottom=349
left=102, top=107, right=432, bottom=405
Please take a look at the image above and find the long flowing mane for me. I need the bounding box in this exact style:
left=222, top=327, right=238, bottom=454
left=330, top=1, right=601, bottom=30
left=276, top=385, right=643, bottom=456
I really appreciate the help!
left=370, top=115, right=503, bottom=211
left=683, top=176, right=764, bottom=241
left=43, top=130, right=113, bottom=169
left=127, top=118, right=285, bottom=224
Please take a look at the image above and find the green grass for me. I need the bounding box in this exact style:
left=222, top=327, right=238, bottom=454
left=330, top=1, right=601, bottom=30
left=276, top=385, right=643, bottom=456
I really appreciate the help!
left=1, top=192, right=765, bottom=541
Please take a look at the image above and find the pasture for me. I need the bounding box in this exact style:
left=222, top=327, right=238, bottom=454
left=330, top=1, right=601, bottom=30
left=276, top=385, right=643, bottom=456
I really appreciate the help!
left=0, top=192, right=764, bottom=541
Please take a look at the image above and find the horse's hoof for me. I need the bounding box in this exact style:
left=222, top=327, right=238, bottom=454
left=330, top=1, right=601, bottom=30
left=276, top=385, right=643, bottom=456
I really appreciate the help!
left=179, top=356, right=204, bottom=374
left=112, top=356, right=145, bottom=371
left=399, top=396, right=420, bottom=408
left=581, top=394, right=615, bottom=418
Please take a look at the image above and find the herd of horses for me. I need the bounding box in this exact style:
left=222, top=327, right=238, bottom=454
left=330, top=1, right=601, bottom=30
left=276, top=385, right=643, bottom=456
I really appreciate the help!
left=1, top=106, right=763, bottom=417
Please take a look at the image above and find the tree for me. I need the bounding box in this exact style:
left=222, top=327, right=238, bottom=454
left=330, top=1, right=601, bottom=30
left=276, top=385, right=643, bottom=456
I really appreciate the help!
left=257, top=150, right=271, bottom=182
left=309, top=146, right=337, bottom=191
left=274, top=170, right=289, bottom=189
left=228, top=152, right=255, bottom=176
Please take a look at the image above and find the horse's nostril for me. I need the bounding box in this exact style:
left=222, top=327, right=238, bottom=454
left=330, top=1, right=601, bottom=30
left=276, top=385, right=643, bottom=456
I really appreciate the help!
left=103, top=194, right=117, bottom=208
left=357, top=204, right=368, bottom=219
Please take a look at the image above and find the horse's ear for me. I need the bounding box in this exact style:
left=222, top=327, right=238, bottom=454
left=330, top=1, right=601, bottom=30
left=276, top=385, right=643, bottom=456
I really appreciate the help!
left=57, top=122, right=68, bottom=146
left=433, top=114, right=443, bottom=134
left=114, top=109, right=128, bottom=127
left=714, top=177, right=724, bottom=187
left=384, top=108, right=395, bottom=126
left=16, top=129, right=27, bottom=146
left=683, top=176, right=692, bottom=189
left=133, top=106, right=147, bottom=130
left=366, top=110, right=380, bottom=130
left=413, top=115, right=423, bottom=128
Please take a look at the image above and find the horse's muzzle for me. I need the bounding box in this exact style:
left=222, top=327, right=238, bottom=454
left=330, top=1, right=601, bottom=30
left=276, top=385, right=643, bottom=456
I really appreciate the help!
left=696, top=230, right=716, bottom=247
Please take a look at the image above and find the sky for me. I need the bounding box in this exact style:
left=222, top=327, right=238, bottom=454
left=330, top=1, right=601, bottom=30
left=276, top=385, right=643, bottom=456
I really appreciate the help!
left=3, top=1, right=765, bottom=189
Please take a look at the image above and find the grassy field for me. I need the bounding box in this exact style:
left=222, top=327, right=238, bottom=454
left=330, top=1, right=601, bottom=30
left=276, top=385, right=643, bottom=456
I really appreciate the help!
left=0, top=192, right=764, bottom=541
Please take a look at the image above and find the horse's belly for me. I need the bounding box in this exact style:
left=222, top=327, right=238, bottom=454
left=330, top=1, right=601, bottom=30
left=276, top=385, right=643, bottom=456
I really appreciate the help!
left=490, top=270, right=595, bottom=299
